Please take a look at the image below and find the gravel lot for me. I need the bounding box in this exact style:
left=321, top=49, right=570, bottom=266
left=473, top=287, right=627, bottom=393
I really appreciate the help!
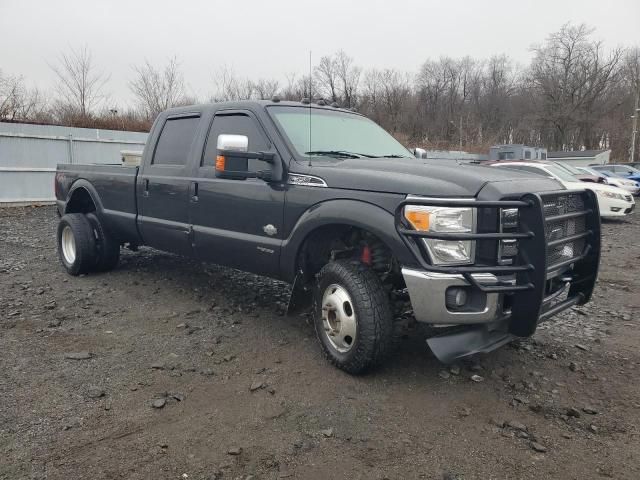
left=1, top=206, right=639, bottom=480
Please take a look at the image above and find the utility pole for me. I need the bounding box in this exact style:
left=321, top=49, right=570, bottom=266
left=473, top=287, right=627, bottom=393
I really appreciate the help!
left=631, top=90, right=639, bottom=164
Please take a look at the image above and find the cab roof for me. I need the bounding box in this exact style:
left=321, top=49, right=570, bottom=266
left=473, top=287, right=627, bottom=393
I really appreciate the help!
left=163, top=99, right=363, bottom=117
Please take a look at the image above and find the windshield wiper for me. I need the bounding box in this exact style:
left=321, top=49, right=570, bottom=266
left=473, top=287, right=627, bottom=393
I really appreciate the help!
left=378, top=154, right=409, bottom=158
left=305, top=150, right=375, bottom=159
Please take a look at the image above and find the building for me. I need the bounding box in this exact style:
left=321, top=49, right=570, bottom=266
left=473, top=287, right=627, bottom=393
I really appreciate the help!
left=489, top=145, right=548, bottom=161
left=547, top=149, right=611, bottom=167
left=0, top=121, right=147, bottom=205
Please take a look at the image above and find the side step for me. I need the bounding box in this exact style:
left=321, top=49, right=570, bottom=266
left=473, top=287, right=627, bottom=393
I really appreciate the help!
left=426, top=325, right=515, bottom=364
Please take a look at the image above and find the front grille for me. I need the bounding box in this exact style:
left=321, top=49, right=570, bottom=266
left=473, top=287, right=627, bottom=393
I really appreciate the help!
left=541, top=192, right=589, bottom=274
left=542, top=192, right=584, bottom=217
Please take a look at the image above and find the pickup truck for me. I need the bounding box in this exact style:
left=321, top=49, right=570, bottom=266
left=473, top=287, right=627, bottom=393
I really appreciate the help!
left=55, top=100, right=601, bottom=374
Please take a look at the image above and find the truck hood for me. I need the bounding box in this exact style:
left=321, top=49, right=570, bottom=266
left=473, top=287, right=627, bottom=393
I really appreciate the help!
left=302, top=158, right=563, bottom=197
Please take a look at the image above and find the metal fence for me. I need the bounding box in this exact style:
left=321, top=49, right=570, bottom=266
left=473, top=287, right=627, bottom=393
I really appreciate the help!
left=0, top=121, right=147, bottom=205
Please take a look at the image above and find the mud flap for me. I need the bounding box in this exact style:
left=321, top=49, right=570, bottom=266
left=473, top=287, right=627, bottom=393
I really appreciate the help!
left=286, top=272, right=312, bottom=316
left=427, top=325, right=515, bottom=364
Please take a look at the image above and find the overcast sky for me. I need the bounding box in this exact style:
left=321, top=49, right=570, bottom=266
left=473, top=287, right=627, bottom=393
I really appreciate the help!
left=1, top=0, right=638, bottom=108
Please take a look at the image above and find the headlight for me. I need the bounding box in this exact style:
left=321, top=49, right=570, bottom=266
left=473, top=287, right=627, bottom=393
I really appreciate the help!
left=403, top=205, right=475, bottom=265
left=597, top=190, right=624, bottom=200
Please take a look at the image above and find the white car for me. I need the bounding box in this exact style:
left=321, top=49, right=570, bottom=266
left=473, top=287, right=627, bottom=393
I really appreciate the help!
left=489, top=161, right=635, bottom=218
left=577, top=167, right=640, bottom=195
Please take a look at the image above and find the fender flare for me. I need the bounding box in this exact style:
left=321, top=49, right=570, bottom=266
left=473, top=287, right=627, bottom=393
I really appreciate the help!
left=280, top=199, right=419, bottom=282
left=64, top=179, right=105, bottom=216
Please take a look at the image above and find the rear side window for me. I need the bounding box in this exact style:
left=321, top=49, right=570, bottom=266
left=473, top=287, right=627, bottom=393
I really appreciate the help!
left=524, top=150, right=532, bottom=159
left=202, top=114, right=270, bottom=170
left=498, top=152, right=515, bottom=160
left=152, top=116, right=200, bottom=165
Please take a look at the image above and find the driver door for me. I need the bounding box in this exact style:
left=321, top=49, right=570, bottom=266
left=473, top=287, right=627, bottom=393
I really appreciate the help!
left=189, top=110, right=285, bottom=277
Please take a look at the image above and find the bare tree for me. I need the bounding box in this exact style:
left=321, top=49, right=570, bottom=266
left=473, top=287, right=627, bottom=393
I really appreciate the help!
left=50, top=46, right=109, bottom=119
left=250, top=78, right=280, bottom=100
left=530, top=23, right=623, bottom=149
left=130, top=57, right=187, bottom=120
left=335, top=50, right=361, bottom=108
left=315, top=55, right=339, bottom=102
left=0, top=70, right=47, bottom=121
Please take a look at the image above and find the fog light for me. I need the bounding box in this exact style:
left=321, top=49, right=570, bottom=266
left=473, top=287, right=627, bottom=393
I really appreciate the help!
left=446, top=287, right=468, bottom=309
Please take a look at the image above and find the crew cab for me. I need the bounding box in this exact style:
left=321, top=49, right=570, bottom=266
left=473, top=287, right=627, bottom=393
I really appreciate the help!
left=55, top=100, right=601, bottom=373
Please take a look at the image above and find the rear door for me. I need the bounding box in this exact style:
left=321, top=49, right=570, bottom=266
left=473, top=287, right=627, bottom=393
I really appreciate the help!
left=190, top=110, right=285, bottom=277
left=137, top=113, right=201, bottom=256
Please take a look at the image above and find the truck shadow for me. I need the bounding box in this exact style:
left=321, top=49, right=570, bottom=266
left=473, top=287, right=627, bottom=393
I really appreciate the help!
left=112, top=246, right=462, bottom=376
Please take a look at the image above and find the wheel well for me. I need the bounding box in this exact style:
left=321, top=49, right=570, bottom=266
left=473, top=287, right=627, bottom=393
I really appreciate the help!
left=65, top=188, right=97, bottom=214
left=296, top=224, right=402, bottom=286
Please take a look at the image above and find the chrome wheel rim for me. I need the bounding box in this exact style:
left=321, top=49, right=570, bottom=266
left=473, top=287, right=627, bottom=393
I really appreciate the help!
left=61, top=225, right=76, bottom=264
left=321, top=283, right=357, bottom=353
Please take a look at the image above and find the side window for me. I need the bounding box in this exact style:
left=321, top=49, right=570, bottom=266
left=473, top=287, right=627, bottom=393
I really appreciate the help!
left=541, top=152, right=547, bottom=160
left=152, top=116, right=200, bottom=166
left=524, top=150, right=532, bottom=159
left=498, top=152, right=515, bottom=160
left=202, top=113, right=270, bottom=171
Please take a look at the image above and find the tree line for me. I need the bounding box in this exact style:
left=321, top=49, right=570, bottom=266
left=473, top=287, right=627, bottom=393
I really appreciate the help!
left=1, top=23, right=638, bottom=160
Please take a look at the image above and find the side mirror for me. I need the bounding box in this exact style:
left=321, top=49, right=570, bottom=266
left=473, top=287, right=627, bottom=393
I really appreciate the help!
left=215, top=134, right=275, bottom=180
left=413, top=147, right=428, bottom=159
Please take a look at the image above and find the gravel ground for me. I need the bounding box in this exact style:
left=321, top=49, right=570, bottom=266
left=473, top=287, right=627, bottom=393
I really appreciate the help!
left=1, top=206, right=639, bottom=480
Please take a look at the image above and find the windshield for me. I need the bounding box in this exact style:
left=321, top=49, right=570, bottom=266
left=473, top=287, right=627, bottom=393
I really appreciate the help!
left=268, top=106, right=413, bottom=159
left=579, top=167, right=605, bottom=177
left=553, top=161, right=583, bottom=175
left=544, top=164, right=581, bottom=183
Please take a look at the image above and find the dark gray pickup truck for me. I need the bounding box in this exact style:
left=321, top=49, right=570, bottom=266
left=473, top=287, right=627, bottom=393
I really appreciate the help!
left=55, top=100, right=601, bottom=373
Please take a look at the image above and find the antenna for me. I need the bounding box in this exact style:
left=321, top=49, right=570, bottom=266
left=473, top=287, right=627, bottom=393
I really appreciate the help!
left=308, top=50, right=312, bottom=167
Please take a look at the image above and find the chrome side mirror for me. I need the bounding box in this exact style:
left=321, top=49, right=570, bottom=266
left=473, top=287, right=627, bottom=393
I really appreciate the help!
left=217, top=134, right=248, bottom=152
left=413, top=147, right=428, bottom=159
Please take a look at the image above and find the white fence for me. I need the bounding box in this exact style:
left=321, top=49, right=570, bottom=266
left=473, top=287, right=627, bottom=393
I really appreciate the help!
left=0, top=121, right=147, bottom=205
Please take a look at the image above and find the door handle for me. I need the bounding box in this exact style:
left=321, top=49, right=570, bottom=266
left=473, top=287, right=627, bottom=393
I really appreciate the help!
left=190, top=181, right=199, bottom=202
left=142, top=179, right=149, bottom=197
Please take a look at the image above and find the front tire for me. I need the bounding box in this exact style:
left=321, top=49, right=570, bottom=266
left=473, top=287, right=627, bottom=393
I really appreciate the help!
left=313, top=260, right=394, bottom=374
left=57, top=214, right=97, bottom=276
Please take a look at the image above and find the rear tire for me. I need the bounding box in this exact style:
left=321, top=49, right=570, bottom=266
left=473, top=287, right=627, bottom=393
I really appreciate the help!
left=313, top=260, right=394, bottom=374
left=86, top=212, right=120, bottom=272
left=57, top=214, right=97, bottom=276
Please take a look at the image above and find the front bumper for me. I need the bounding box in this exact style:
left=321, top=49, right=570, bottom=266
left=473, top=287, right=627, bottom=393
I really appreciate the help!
left=597, top=195, right=635, bottom=217
left=395, top=190, right=601, bottom=338
left=402, top=269, right=502, bottom=325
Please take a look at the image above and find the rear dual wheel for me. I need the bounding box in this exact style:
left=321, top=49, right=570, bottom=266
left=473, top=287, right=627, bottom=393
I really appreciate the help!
left=57, top=213, right=119, bottom=275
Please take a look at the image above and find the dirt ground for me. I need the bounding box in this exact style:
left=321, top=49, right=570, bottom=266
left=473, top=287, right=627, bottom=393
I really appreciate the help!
left=1, top=206, right=639, bottom=480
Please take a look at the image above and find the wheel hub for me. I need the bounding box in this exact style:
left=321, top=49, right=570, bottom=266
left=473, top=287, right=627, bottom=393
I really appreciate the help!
left=61, top=225, right=76, bottom=264
left=321, top=283, right=357, bottom=353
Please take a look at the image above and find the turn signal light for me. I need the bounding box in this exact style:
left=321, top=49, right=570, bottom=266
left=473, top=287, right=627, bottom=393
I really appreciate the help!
left=215, top=155, right=226, bottom=171
left=405, top=210, right=430, bottom=231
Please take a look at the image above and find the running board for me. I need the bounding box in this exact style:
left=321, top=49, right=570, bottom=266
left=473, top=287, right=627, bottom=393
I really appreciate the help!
left=426, top=326, right=515, bottom=364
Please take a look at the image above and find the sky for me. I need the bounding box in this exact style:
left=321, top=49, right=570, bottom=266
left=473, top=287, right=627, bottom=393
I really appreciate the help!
left=1, top=0, right=639, bottom=108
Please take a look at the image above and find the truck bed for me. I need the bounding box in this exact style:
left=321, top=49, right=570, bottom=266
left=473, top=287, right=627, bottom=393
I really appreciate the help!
left=56, top=163, right=140, bottom=244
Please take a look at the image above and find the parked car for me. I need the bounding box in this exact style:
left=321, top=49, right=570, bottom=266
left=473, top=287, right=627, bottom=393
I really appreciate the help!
left=592, top=164, right=640, bottom=182
left=487, top=161, right=635, bottom=218
left=552, top=161, right=605, bottom=183
left=577, top=167, right=640, bottom=195
left=54, top=100, right=601, bottom=373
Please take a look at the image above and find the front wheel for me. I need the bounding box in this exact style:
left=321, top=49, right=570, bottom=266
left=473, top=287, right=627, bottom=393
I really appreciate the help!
left=313, top=260, right=394, bottom=374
